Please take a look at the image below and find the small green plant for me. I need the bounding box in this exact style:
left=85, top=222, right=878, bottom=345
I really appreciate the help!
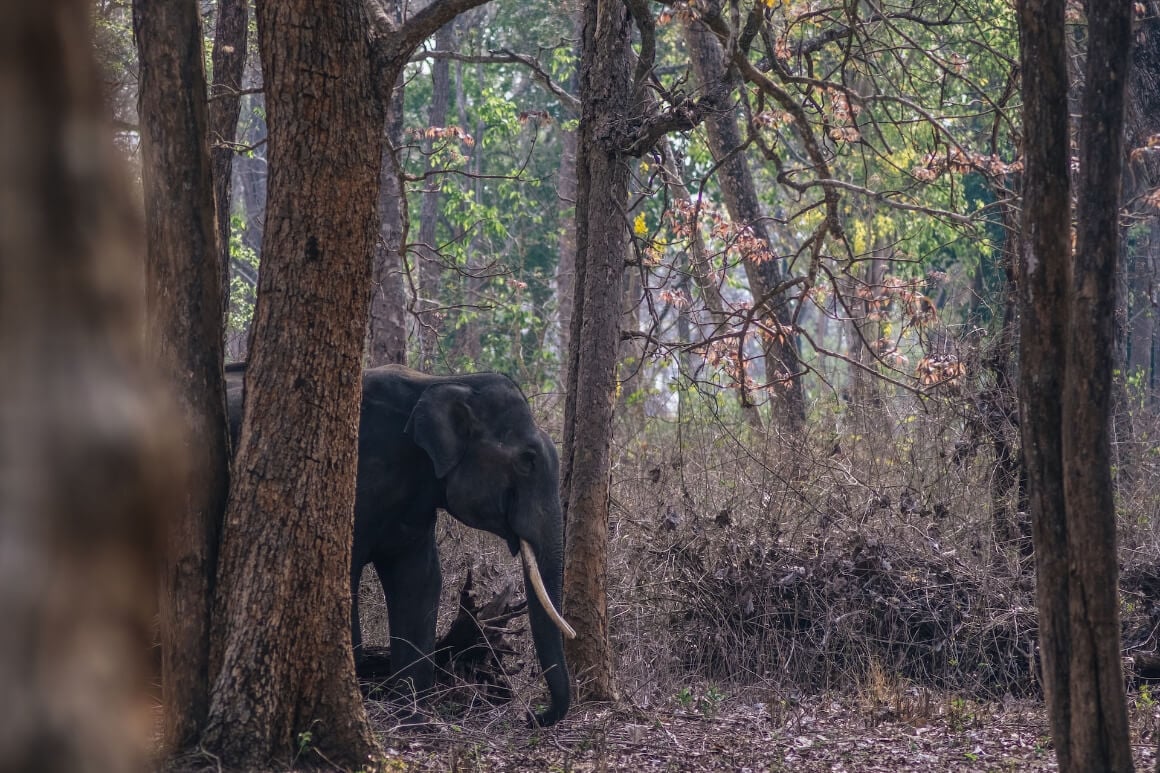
left=946, top=696, right=975, bottom=732
left=294, top=729, right=314, bottom=763
left=675, top=686, right=694, bottom=708
left=1136, top=683, right=1156, bottom=711
left=698, top=685, right=726, bottom=717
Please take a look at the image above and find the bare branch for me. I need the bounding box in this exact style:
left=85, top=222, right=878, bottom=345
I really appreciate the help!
left=417, top=48, right=580, bottom=114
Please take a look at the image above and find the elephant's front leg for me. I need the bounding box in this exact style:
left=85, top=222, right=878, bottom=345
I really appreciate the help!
left=376, top=532, right=441, bottom=706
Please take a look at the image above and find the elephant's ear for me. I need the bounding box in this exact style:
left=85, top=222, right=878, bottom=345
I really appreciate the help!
left=405, top=383, right=476, bottom=478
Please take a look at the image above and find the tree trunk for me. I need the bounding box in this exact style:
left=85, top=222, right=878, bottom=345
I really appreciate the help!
left=1017, top=0, right=1075, bottom=765
left=985, top=200, right=1027, bottom=549
left=368, top=29, right=409, bottom=368
left=657, top=135, right=761, bottom=428
left=1019, top=1, right=1135, bottom=770
left=200, top=0, right=382, bottom=765
left=417, top=21, right=456, bottom=369
left=1128, top=1, right=1160, bottom=408
left=555, top=122, right=579, bottom=389
left=683, top=19, right=806, bottom=430
left=0, top=2, right=175, bottom=769
left=207, top=0, right=248, bottom=306
left=235, top=90, right=267, bottom=260
left=1062, top=1, right=1134, bottom=769
left=133, top=0, right=231, bottom=753
left=561, top=0, right=632, bottom=705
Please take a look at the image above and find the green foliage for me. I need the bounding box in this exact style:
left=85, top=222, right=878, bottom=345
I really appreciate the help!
left=226, top=215, right=258, bottom=339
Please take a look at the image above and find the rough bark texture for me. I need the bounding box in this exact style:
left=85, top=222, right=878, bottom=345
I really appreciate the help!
left=417, top=22, right=456, bottom=368
left=369, top=66, right=410, bottom=367
left=200, top=0, right=383, bottom=766
left=207, top=0, right=249, bottom=304
left=1017, top=0, right=1073, bottom=765
left=1062, top=1, right=1134, bottom=769
left=133, top=0, right=231, bottom=753
left=0, top=2, right=174, bottom=770
left=683, top=20, right=805, bottom=429
left=1020, top=1, right=1136, bottom=770
left=561, top=0, right=632, bottom=704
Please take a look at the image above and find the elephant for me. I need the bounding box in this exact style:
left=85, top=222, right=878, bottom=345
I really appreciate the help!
left=224, top=362, right=573, bottom=727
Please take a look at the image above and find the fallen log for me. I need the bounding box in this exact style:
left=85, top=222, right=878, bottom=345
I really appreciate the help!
left=356, top=570, right=526, bottom=706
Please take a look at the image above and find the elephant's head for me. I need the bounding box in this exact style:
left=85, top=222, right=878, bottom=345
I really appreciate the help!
left=405, top=377, right=574, bottom=727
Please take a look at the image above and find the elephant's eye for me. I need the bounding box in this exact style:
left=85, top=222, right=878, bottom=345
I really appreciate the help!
left=515, top=448, right=536, bottom=476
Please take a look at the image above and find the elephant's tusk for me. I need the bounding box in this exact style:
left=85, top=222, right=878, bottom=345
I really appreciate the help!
left=520, top=540, right=577, bottom=640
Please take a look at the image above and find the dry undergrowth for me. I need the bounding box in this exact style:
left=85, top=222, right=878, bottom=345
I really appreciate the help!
left=353, top=376, right=1160, bottom=771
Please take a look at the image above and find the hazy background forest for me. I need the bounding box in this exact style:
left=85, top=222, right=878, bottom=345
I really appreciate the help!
left=73, top=0, right=1160, bottom=768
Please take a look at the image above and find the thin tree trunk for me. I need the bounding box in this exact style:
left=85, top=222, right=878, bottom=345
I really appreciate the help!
left=985, top=199, right=1027, bottom=549
left=208, top=0, right=248, bottom=306
left=235, top=90, right=267, bottom=260
left=555, top=123, right=579, bottom=388
left=417, top=21, right=456, bottom=368
left=0, top=3, right=175, bottom=770
left=133, top=0, right=231, bottom=753
left=683, top=19, right=805, bottom=430
left=1017, top=0, right=1073, bottom=765
left=1062, top=1, right=1134, bottom=768
left=561, top=0, right=632, bottom=705
left=657, top=135, right=761, bottom=428
left=200, top=0, right=382, bottom=765
left=369, top=48, right=409, bottom=367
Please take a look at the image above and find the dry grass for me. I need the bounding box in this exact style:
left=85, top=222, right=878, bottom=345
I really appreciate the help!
left=352, top=368, right=1160, bottom=769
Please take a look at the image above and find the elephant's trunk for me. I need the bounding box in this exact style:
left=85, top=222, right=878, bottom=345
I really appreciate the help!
left=520, top=540, right=575, bottom=639
left=519, top=536, right=571, bottom=727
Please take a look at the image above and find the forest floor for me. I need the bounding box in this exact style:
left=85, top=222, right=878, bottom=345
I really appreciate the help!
left=368, top=689, right=1160, bottom=772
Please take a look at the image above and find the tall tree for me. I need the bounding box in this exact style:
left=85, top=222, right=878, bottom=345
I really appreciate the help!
left=1017, top=0, right=1073, bottom=758
left=683, top=20, right=806, bottom=429
left=207, top=0, right=249, bottom=303
left=0, top=1, right=176, bottom=769
left=368, top=0, right=409, bottom=367
left=1062, top=1, right=1134, bottom=768
left=198, top=0, right=383, bottom=765
left=416, top=22, right=456, bottom=368
left=561, top=0, right=634, bottom=704
left=132, top=0, right=230, bottom=753
left=1019, top=0, right=1134, bottom=769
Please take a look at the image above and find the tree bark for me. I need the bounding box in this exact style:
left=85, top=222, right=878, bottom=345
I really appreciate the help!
left=1017, top=0, right=1074, bottom=765
left=683, top=19, right=806, bottom=430
left=555, top=121, right=579, bottom=389
left=0, top=2, right=175, bottom=770
left=208, top=0, right=249, bottom=306
left=1063, top=1, right=1134, bottom=769
left=561, top=0, right=632, bottom=705
left=368, top=10, right=409, bottom=368
left=1019, top=1, right=1135, bottom=770
left=133, top=0, right=231, bottom=753
left=417, top=21, right=456, bottom=368
left=200, top=0, right=382, bottom=766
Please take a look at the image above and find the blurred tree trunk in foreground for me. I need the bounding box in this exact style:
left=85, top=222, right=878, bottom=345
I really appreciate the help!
left=0, top=1, right=177, bottom=770
left=1018, top=0, right=1134, bottom=770
left=133, top=0, right=231, bottom=753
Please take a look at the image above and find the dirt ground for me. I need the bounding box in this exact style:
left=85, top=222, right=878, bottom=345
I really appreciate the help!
left=367, top=690, right=1160, bottom=772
